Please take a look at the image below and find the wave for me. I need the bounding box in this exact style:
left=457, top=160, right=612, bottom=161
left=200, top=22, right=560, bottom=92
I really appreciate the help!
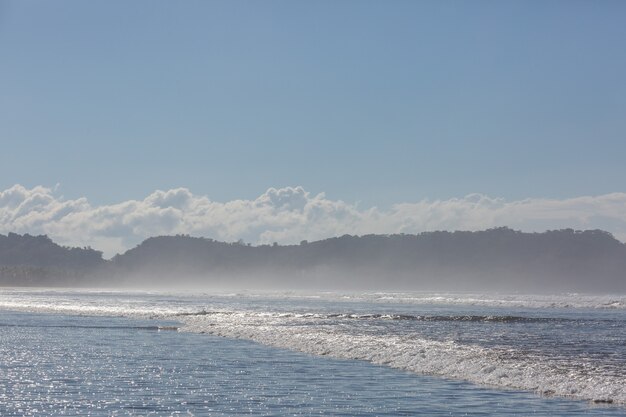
left=0, top=323, right=178, bottom=331
left=178, top=311, right=626, bottom=406
left=2, top=288, right=626, bottom=310
left=176, top=310, right=574, bottom=323
left=318, top=292, right=626, bottom=310
left=184, top=290, right=626, bottom=310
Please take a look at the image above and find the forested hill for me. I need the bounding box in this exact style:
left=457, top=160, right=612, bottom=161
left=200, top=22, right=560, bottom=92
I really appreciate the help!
left=110, top=228, right=626, bottom=292
left=1, top=228, right=625, bottom=292
left=0, top=233, right=105, bottom=286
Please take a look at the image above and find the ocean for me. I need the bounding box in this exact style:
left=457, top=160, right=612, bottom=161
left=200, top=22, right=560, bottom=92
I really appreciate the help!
left=0, top=288, right=624, bottom=416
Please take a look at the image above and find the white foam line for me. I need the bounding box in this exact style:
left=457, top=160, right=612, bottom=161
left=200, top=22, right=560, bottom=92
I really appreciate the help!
left=179, top=312, right=626, bottom=405
left=0, top=299, right=183, bottom=318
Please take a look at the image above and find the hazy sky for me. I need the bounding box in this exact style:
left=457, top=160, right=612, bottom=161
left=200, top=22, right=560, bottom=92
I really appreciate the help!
left=1, top=1, right=626, bottom=255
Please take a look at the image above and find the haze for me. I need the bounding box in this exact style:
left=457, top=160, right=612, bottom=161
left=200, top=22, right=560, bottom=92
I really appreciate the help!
left=2, top=230, right=625, bottom=293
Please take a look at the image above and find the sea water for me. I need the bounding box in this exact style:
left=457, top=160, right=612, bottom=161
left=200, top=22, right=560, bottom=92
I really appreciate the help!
left=0, top=289, right=625, bottom=416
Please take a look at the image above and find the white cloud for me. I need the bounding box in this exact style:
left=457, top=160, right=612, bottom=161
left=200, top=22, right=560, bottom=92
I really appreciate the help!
left=1, top=184, right=626, bottom=258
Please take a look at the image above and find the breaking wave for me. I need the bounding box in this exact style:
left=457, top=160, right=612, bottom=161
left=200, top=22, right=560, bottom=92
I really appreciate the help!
left=178, top=310, right=626, bottom=405
left=176, top=310, right=573, bottom=323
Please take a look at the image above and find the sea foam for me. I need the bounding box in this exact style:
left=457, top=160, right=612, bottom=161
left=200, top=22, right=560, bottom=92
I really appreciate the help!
left=178, top=310, right=625, bottom=405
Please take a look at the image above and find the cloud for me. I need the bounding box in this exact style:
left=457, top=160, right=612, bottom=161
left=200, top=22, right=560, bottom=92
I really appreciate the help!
left=1, top=184, right=626, bottom=258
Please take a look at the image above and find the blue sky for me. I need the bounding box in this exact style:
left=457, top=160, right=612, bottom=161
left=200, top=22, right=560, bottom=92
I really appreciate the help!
left=1, top=1, right=625, bottom=210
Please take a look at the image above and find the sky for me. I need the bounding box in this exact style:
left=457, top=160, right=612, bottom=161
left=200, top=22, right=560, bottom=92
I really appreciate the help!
left=1, top=1, right=626, bottom=256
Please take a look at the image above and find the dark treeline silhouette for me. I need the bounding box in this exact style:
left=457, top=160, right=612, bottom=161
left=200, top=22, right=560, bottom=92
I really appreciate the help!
left=0, top=232, right=105, bottom=286
left=1, top=228, right=625, bottom=292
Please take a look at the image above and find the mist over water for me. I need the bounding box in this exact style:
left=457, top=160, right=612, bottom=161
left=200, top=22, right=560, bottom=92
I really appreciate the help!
left=61, top=228, right=626, bottom=293
left=3, top=228, right=625, bottom=293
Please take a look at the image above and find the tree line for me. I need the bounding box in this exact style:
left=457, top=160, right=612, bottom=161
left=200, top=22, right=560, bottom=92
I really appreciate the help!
left=1, top=228, right=625, bottom=292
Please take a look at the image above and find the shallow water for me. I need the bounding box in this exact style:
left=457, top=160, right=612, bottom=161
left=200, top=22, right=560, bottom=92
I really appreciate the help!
left=0, top=289, right=625, bottom=416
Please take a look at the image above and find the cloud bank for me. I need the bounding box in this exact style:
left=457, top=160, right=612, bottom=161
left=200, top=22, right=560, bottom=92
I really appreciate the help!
left=1, top=184, right=626, bottom=258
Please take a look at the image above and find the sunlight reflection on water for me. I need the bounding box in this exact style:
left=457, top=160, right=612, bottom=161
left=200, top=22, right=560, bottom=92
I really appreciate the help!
left=0, top=311, right=624, bottom=416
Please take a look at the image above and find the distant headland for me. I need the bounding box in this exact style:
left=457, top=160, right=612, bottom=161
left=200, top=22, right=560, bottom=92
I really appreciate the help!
left=1, top=228, right=625, bottom=292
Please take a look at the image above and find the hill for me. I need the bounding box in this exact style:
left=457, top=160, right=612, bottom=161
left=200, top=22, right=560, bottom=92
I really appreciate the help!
left=109, top=228, right=626, bottom=292
left=1, top=228, right=625, bottom=291
left=0, top=233, right=105, bottom=286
